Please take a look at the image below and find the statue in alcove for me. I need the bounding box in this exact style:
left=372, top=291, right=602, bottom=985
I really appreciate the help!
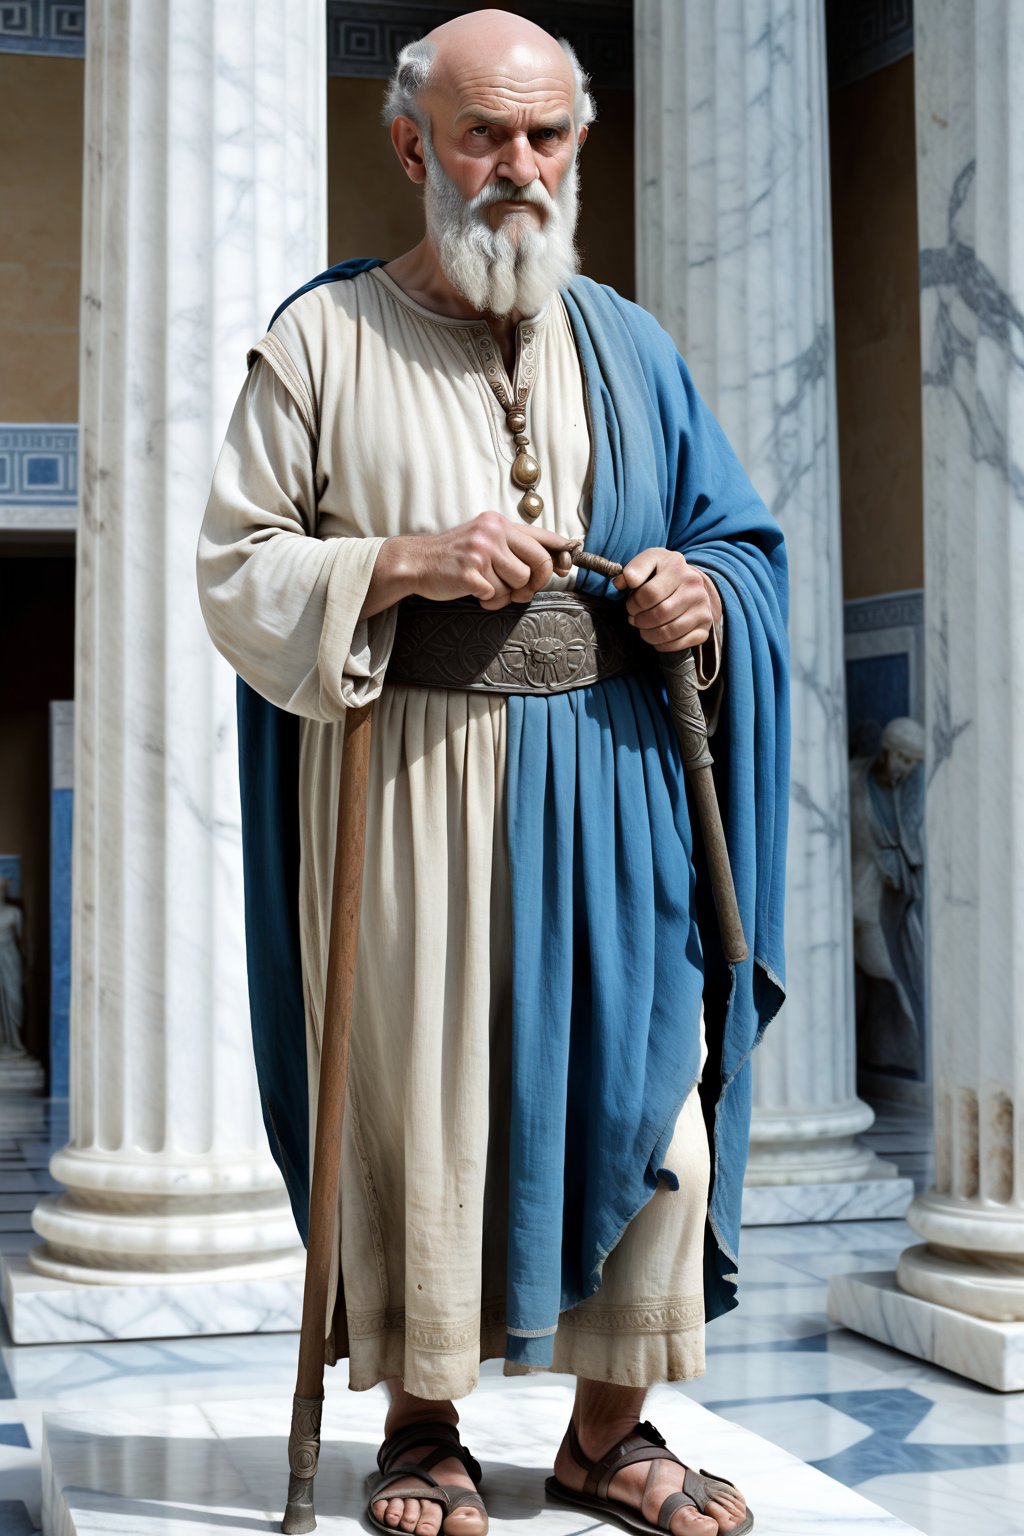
left=0, top=875, right=29, bottom=1057
left=850, top=716, right=926, bottom=1075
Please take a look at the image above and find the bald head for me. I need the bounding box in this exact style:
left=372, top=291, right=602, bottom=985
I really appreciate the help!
left=426, top=9, right=575, bottom=102
left=384, top=10, right=595, bottom=137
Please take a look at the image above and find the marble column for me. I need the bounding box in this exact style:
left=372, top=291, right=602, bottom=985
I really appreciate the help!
left=635, top=0, right=910, bottom=1225
left=1, top=0, right=326, bottom=1344
left=829, top=0, right=1024, bottom=1390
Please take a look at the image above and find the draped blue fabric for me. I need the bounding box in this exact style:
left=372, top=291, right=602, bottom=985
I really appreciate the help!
left=502, top=282, right=789, bottom=1361
left=235, top=260, right=789, bottom=1360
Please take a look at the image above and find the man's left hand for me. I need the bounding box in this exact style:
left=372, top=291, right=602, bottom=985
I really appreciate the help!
left=612, top=547, right=722, bottom=653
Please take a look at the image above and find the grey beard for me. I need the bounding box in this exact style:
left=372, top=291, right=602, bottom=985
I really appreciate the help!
left=422, top=135, right=580, bottom=318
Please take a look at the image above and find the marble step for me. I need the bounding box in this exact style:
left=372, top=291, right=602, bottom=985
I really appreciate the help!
left=41, top=1376, right=924, bottom=1536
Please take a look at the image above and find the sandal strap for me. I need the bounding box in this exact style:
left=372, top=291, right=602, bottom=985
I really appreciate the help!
left=566, top=1420, right=684, bottom=1501
left=656, top=1490, right=700, bottom=1530
left=367, top=1467, right=450, bottom=1509
left=376, top=1421, right=483, bottom=1486
left=438, top=1487, right=488, bottom=1518
left=682, top=1466, right=741, bottom=1511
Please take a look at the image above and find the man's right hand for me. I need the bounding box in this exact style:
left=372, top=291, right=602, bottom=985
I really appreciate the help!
left=360, top=514, right=573, bottom=620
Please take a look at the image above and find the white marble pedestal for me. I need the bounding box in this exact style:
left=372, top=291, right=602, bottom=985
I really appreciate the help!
left=742, top=1172, right=914, bottom=1227
left=827, top=1270, right=1024, bottom=1393
left=1, top=1252, right=302, bottom=1344
left=0, top=1055, right=44, bottom=1095
left=41, top=1374, right=923, bottom=1536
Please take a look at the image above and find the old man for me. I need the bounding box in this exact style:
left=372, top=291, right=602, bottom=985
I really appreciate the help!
left=198, top=11, right=788, bottom=1536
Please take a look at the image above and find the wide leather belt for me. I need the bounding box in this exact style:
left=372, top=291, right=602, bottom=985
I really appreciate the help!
left=385, top=590, right=645, bottom=695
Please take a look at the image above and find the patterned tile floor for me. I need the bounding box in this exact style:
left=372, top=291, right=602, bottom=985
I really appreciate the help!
left=1, top=1097, right=1018, bottom=1536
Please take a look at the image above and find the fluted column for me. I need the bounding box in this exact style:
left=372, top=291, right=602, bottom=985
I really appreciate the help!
left=635, top=0, right=909, bottom=1223
left=829, top=0, right=1024, bottom=1389
left=1, top=0, right=325, bottom=1339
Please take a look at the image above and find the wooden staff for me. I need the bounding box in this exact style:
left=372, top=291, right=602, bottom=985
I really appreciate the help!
left=564, top=546, right=748, bottom=965
left=282, top=702, right=374, bottom=1536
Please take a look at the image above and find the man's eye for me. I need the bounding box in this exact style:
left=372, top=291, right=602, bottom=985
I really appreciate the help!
left=470, top=125, right=490, bottom=137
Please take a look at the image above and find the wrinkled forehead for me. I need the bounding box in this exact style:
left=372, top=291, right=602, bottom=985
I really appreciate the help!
left=427, top=43, right=576, bottom=126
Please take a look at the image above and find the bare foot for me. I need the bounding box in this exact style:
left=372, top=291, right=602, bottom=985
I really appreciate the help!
left=371, top=1411, right=486, bottom=1536
left=553, top=1420, right=748, bottom=1536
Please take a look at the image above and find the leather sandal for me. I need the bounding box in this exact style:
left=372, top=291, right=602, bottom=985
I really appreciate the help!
left=545, top=1418, right=753, bottom=1536
left=366, top=1419, right=487, bottom=1535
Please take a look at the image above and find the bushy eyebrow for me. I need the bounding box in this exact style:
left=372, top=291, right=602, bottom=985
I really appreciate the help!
left=454, top=107, right=572, bottom=134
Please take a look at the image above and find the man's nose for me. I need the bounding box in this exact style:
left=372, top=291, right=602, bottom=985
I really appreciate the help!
left=497, top=133, right=538, bottom=187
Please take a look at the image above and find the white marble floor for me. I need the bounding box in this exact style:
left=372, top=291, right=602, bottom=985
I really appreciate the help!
left=1, top=1099, right=1018, bottom=1536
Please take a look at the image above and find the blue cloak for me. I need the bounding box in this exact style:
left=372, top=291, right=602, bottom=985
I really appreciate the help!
left=236, top=259, right=789, bottom=1365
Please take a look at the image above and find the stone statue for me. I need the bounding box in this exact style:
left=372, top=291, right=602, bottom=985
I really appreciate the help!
left=0, top=876, right=28, bottom=1057
left=850, top=716, right=926, bottom=1074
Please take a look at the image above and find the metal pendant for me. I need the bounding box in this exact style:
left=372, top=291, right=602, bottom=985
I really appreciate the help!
left=518, top=491, right=544, bottom=521
left=511, top=447, right=541, bottom=489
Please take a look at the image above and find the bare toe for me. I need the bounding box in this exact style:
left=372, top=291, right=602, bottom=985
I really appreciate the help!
left=399, top=1498, right=422, bottom=1531
left=704, top=1493, right=747, bottom=1533
left=447, top=1511, right=486, bottom=1536
left=417, top=1506, right=442, bottom=1536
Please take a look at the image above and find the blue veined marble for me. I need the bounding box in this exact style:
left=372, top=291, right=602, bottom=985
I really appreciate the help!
left=704, top=1386, right=1024, bottom=1488
left=0, top=1500, right=34, bottom=1536
left=707, top=1330, right=832, bottom=1356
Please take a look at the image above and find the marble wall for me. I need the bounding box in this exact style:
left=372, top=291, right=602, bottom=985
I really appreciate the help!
left=829, top=0, right=1024, bottom=1390
left=635, top=0, right=907, bottom=1221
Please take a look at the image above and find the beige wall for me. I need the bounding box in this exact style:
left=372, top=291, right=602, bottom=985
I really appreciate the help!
left=0, top=55, right=83, bottom=421
left=0, top=59, right=635, bottom=420
left=327, top=77, right=635, bottom=297
left=830, top=54, right=924, bottom=600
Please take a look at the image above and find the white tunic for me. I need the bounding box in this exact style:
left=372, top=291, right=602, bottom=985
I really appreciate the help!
left=199, top=268, right=710, bottom=1398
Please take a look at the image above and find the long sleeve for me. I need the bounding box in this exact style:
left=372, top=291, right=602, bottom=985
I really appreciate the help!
left=197, top=353, right=397, bottom=720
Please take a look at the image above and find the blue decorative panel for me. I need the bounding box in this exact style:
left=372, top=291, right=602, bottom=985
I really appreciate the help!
left=326, top=1, right=634, bottom=90
left=49, top=789, right=72, bottom=1098
left=826, top=0, right=913, bottom=88
left=846, top=653, right=910, bottom=753
left=0, top=425, right=77, bottom=507
left=0, top=0, right=85, bottom=56
left=844, top=589, right=924, bottom=748
left=50, top=702, right=73, bottom=1100
left=0, top=856, right=22, bottom=901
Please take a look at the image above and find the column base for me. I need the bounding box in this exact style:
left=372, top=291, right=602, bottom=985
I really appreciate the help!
left=742, top=1168, right=914, bottom=1226
left=1, top=1250, right=303, bottom=1344
left=28, top=1145, right=306, bottom=1279
left=827, top=1269, right=1024, bottom=1392
left=745, top=1100, right=888, bottom=1194
left=898, top=1242, right=1024, bottom=1322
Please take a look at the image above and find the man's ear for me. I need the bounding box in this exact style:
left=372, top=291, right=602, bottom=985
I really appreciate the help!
left=391, top=114, right=428, bottom=185
left=576, top=124, right=589, bottom=154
